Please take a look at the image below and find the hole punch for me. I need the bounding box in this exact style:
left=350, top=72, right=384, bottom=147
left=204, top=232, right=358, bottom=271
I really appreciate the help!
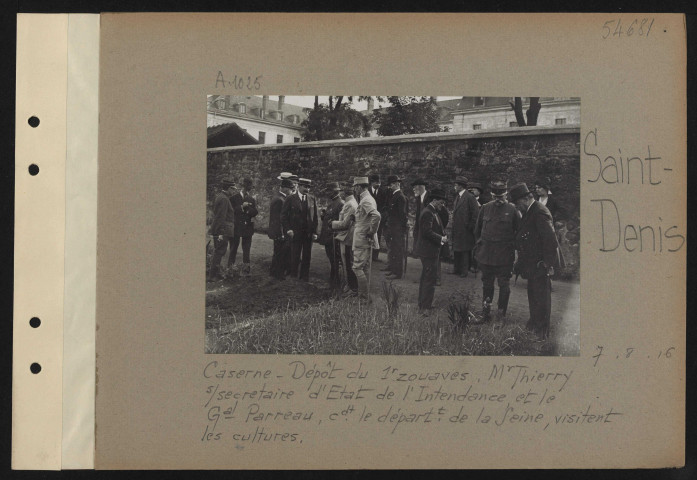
left=30, top=363, right=42, bottom=374
left=28, top=164, right=39, bottom=176
left=28, top=116, right=40, bottom=127
left=29, top=317, right=41, bottom=328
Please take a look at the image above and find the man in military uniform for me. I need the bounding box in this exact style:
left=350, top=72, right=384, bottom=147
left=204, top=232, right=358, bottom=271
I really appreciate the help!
left=267, top=178, right=294, bottom=280
left=473, top=180, right=521, bottom=321
left=207, top=177, right=237, bottom=282
left=351, top=176, right=382, bottom=302
left=281, top=178, right=318, bottom=281
left=319, top=182, right=345, bottom=290
left=384, top=175, right=408, bottom=280
left=228, top=177, right=259, bottom=276
left=510, top=183, right=559, bottom=339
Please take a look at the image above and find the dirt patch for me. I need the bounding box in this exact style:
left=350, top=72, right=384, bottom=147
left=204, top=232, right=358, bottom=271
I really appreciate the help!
left=206, top=268, right=332, bottom=329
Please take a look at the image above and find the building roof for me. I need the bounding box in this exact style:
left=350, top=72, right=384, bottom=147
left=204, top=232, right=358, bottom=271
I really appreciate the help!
left=207, top=95, right=308, bottom=129
left=207, top=122, right=259, bottom=148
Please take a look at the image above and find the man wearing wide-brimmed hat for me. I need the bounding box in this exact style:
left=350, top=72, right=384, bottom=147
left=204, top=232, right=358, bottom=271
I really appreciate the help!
left=267, top=178, right=294, bottom=280
left=473, top=180, right=521, bottom=321
left=319, top=182, right=345, bottom=290
left=207, top=177, right=238, bottom=282
left=413, top=188, right=448, bottom=315
left=451, top=176, right=480, bottom=278
left=228, top=177, right=259, bottom=276
left=533, top=177, right=563, bottom=222
left=281, top=177, right=318, bottom=281
left=510, top=183, right=560, bottom=339
left=384, top=174, right=408, bottom=279
left=351, top=176, right=382, bottom=302
left=332, top=181, right=359, bottom=295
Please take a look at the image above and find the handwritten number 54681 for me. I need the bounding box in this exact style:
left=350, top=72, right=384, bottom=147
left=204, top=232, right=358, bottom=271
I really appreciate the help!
left=602, top=18, right=654, bottom=39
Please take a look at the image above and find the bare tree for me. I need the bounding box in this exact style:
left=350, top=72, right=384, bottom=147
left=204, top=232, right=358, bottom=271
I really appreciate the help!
left=509, top=97, right=541, bottom=126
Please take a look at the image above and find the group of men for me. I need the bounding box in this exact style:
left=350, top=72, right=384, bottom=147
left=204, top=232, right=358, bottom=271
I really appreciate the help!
left=209, top=171, right=561, bottom=339
left=208, top=177, right=259, bottom=281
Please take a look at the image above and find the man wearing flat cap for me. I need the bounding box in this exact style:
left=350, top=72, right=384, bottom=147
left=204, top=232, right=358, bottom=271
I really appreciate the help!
left=281, top=178, right=318, bottom=281
left=351, top=176, right=382, bottom=302
left=332, top=181, right=359, bottom=295
left=384, top=174, right=408, bottom=279
left=368, top=174, right=389, bottom=262
left=451, top=176, right=480, bottom=277
left=319, top=182, right=345, bottom=290
left=228, top=177, right=259, bottom=276
left=268, top=178, right=294, bottom=280
left=208, top=177, right=238, bottom=282
left=474, top=180, right=521, bottom=321
left=510, top=183, right=560, bottom=339
left=414, top=188, right=448, bottom=314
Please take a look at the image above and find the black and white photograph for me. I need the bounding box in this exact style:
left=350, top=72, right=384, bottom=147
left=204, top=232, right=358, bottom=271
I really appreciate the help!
left=205, top=95, right=581, bottom=356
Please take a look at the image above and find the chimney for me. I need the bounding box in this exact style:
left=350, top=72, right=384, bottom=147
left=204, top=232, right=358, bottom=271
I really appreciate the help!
left=278, top=95, right=285, bottom=110
left=261, top=95, right=268, bottom=118
left=367, top=97, right=374, bottom=112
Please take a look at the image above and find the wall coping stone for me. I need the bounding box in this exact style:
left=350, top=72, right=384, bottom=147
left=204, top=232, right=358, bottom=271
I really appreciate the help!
left=207, top=125, right=581, bottom=153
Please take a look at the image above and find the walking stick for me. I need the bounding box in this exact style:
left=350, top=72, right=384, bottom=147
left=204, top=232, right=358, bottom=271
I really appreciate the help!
left=367, top=244, right=374, bottom=295
left=403, top=230, right=409, bottom=274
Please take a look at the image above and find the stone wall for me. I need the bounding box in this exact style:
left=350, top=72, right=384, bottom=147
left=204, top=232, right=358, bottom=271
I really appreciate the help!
left=207, top=126, right=581, bottom=278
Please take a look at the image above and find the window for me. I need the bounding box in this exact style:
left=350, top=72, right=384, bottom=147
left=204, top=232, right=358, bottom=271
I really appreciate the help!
left=276, top=134, right=283, bottom=144
left=472, top=124, right=482, bottom=130
left=258, top=131, right=266, bottom=143
left=294, top=137, right=300, bottom=143
left=509, top=121, right=518, bottom=127
left=473, top=97, right=485, bottom=107
left=555, top=118, right=567, bottom=125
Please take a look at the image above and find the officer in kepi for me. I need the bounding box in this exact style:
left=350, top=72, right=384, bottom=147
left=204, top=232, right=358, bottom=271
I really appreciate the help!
left=473, top=180, right=521, bottom=322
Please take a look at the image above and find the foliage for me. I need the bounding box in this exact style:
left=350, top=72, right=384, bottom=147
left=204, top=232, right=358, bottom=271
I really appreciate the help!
left=372, top=96, right=442, bottom=136
left=205, top=297, right=547, bottom=356
left=381, top=280, right=401, bottom=316
left=301, top=96, right=371, bottom=141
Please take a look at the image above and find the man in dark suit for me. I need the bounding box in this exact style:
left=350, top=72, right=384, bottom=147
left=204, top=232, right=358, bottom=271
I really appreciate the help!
left=368, top=174, right=389, bottom=262
left=414, top=188, right=448, bottom=315
left=467, top=182, right=484, bottom=274
left=510, top=183, right=560, bottom=339
left=208, top=177, right=237, bottom=282
left=267, top=178, right=294, bottom=280
left=384, top=175, right=408, bottom=279
left=411, top=178, right=429, bottom=251
left=319, top=182, right=345, bottom=290
left=451, top=176, right=479, bottom=277
left=281, top=178, right=318, bottom=281
left=228, top=177, right=259, bottom=276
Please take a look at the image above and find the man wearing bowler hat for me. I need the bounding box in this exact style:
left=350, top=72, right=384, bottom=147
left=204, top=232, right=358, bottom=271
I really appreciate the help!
left=319, top=182, right=345, bottom=290
left=351, top=176, right=382, bottom=302
left=267, top=177, right=294, bottom=280
left=384, top=174, right=408, bottom=279
left=281, top=178, right=318, bottom=281
left=368, top=174, right=389, bottom=262
left=510, top=183, right=559, bottom=339
left=228, top=177, right=259, bottom=276
left=208, top=177, right=237, bottom=282
left=474, top=180, right=521, bottom=321
left=414, top=188, right=448, bottom=314
left=451, top=176, right=479, bottom=277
